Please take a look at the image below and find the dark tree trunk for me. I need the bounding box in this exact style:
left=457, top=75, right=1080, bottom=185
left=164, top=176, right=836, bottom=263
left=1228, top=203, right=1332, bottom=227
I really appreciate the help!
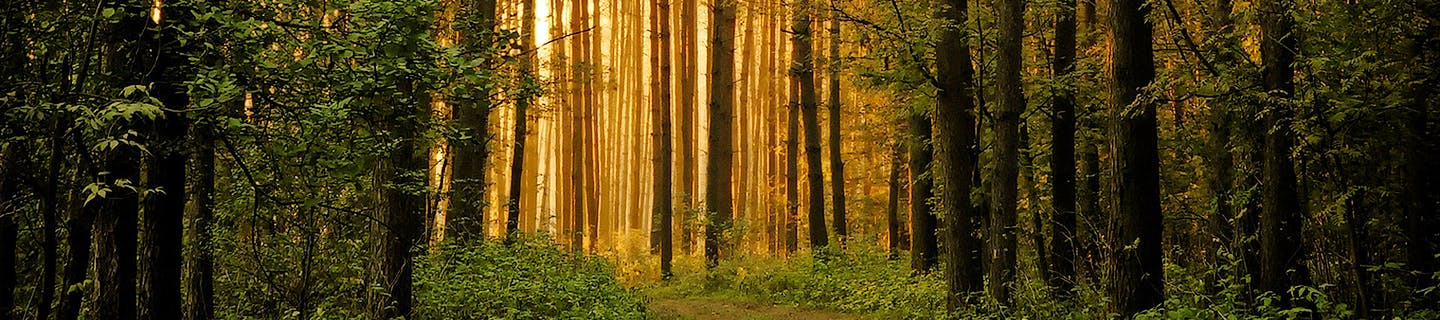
left=0, top=142, right=23, bottom=319
left=184, top=124, right=215, bottom=320
left=449, top=0, right=499, bottom=242
left=908, top=109, right=937, bottom=273
left=1405, top=1, right=1438, bottom=303
left=1256, top=0, right=1310, bottom=304
left=887, top=142, right=903, bottom=259
left=141, top=5, right=194, bottom=317
left=1049, top=0, right=1079, bottom=297
left=793, top=0, right=829, bottom=250
left=786, top=77, right=801, bottom=254
left=507, top=0, right=537, bottom=242
left=987, top=0, right=1025, bottom=305
left=94, top=3, right=149, bottom=318
left=827, top=1, right=847, bottom=243
left=705, top=0, right=736, bottom=267
left=60, top=137, right=97, bottom=320
left=933, top=0, right=982, bottom=307
left=653, top=0, right=675, bottom=277
left=677, top=0, right=699, bottom=253
left=1106, top=0, right=1164, bottom=315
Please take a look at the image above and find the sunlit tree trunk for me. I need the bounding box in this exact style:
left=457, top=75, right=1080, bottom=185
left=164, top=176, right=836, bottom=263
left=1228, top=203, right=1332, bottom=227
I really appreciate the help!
left=677, top=0, right=699, bottom=253
left=786, top=77, right=802, bottom=254
left=826, top=0, right=846, bottom=243
left=705, top=0, right=737, bottom=267
left=986, top=0, right=1024, bottom=305
left=653, top=0, right=675, bottom=276
left=792, top=0, right=828, bottom=250
left=507, top=0, right=538, bottom=241
left=1105, top=0, right=1164, bottom=315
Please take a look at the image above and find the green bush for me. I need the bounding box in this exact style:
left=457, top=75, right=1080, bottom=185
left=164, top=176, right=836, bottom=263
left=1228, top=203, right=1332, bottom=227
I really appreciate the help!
left=414, top=236, right=645, bottom=319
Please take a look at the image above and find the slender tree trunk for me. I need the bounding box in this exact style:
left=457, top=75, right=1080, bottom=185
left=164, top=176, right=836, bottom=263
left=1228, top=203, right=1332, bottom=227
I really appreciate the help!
left=678, top=0, right=699, bottom=253
left=705, top=0, right=737, bottom=267
left=141, top=6, right=193, bottom=316
left=793, top=0, right=829, bottom=250
left=1256, top=0, right=1310, bottom=304
left=933, top=0, right=981, bottom=306
left=95, top=4, right=148, bottom=318
left=60, top=137, right=96, bottom=320
left=786, top=77, right=802, bottom=254
left=1049, top=0, right=1078, bottom=297
left=507, top=0, right=538, bottom=241
left=908, top=108, right=937, bottom=272
left=653, top=0, right=675, bottom=276
left=1405, top=0, right=1438, bottom=303
left=887, top=142, right=903, bottom=259
left=184, top=124, right=215, bottom=320
left=450, top=0, right=499, bottom=241
left=1106, top=0, right=1164, bottom=315
left=826, top=0, right=846, bottom=243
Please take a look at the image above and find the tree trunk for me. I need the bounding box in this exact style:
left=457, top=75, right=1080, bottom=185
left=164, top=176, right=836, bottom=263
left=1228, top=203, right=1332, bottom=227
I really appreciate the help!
left=449, top=0, right=499, bottom=241
left=1256, top=0, right=1310, bottom=304
left=1405, top=1, right=1438, bottom=303
left=908, top=109, right=938, bottom=272
left=0, top=142, right=23, bottom=319
left=60, top=137, right=96, bottom=320
left=826, top=0, right=846, bottom=244
left=705, top=0, right=737, bottom=267
left=887, top=142, right=903, bottom=259
left=786, top=77, right=802, bottom=254
left=677, top=0, right=699, bottom=253
left=653, top=0, right=675, bottom=276
left=793, top=0, right=829, bottom=250
left=184, top=124, right=215, bottom=320
left=1049, top=0, right=1078, bottom=297
left=507, top=0, right=538, bottom=241
left=95, top=5, right=149, bottom=318
left=141, top=6, right=193, bottom=316
left=1106, top=0, right=1164, bottom=315
left=986, top=0, right=1024, bottom=305
left=933, top=0, right=981, bottom=306
left=367, top=79, right=428, bottom=320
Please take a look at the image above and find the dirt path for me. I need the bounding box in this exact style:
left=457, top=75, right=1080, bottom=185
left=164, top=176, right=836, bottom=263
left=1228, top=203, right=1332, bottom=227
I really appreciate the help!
left=648, top=297, right=863, bottom=320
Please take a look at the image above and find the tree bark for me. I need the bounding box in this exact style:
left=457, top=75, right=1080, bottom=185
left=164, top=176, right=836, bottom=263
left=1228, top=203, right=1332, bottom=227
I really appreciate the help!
left=705, top=0, right=737, bottom=267
left=826, top=0, right=846, bottom=244
left=1049, top=0, right=1079, bottom=297
left=908, top=108, right=937, bottom=273
left=183, top=124, right=215, bottom=320
left=793, top=0, right=829, bottom=250
left=887, top=142, right=903, bottom=259
left=786, top=77, right=802, bottom=254
left=1106, top=0, right=1164, bottom=315
left=141, top=5, right=193, bottom=317
left=0, top=142, right=23, bottom=319
left=933, top=0, right=982, bottom=306
left=1405, top=0, right=1438, bottom=303
left=506, top=0, right=538, bottom=241
left=653, top=0, right=675, bottom=277
left=1256, top=0, right=1310, bottom=304
left=986, top=0, right=1025, bottom=305
left=449, top=0, right=499, bottom=241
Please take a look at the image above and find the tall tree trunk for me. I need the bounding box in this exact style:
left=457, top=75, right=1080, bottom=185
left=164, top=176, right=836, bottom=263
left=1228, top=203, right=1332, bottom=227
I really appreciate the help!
left=142, top=5, right=192, bottom=316
left=786, top=77, right=801, bottom=254
left=677, top=0, right=699, bottom=253
left=60, top=137, right=96, bottom=320
left=826, top=0, right=846, bottom=243
left=450, top=0, right=499, bottom=241
left=1106, top=0, right=1164, bottom=315
left=908, top=109, right=938, bottom=272
left=653, top=0, right=675, bottom=276
left=95, top=3, right=149, bottom=317
left=0, top=142, right=23, bottom=319
left=1256, top=0, right=1310, bottom=304
left=367, top=71, right=429, bottom=320
left=1049, top=0, right=1079, bottom=297
left=887, top=141, right=904, bottom=259
left=507, top=0, right=538, bottom=241
left=987, top=0, right=1025, bottom=305
left=184, top=124, right=215, bottom=320
left=1405, top=0, right=1438, bottom=303
left=705, top=0, right=737, bottom=267
left=793, top=0, right=829, bottom=250
left=933, top=0, right=981, bottom=306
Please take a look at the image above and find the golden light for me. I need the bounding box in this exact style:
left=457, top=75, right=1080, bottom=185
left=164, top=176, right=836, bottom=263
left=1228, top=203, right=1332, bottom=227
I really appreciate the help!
left=150, top=0, right=162, bottom=24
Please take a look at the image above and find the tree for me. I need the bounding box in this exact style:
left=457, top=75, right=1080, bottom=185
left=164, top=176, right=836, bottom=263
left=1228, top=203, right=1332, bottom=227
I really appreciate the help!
left=449, top=0, right=499, bottom=241
left=827, top=0, right=847, bottom=243
left=1256, top=0, right=1310, bottom=304
left=908, top=108, right=937, bottom=272
left=786, top=78, right=802, bottom=254
left=933, top=0, right=981, bottom=306
left=506, top=0, right=538, bottom=241
left=794, top=0, right=829, bottom=250
left=653, top=0, right=675, bottom=277
left=0, top=142, right=23, bottom=318
left=705, top=0, right=737, bottom=267
left=140, top=3, right=196, bottom=318
left=987, top=0, right=1025, bottom=304
left=1048, top=0, right=1079, bottom=297
left=677, top=0, right=700, bottom=253
left=1105, top=0, right=1164, bottom=315
left=184, top=123, right=216, bottom=320
left=887, top=141, right=904, bottom=259
left=1405, top=0, right=1439, bottom=302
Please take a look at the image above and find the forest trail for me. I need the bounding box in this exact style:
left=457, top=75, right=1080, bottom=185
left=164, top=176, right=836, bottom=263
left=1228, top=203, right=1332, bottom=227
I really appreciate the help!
left=649, top=297, right=864, bottom=320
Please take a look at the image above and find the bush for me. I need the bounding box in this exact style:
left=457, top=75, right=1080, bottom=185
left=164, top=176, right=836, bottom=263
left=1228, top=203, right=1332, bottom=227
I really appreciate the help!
left=414, top=236, right=645, bottom=319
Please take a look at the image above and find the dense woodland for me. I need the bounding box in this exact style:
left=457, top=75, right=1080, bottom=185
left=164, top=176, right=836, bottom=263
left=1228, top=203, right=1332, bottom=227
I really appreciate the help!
left=2, top=0, right=1439, bottom=318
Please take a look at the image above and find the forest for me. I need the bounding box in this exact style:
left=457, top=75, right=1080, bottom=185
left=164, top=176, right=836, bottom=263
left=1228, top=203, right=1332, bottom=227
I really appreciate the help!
left=1, top=0, right=1439, bottom=318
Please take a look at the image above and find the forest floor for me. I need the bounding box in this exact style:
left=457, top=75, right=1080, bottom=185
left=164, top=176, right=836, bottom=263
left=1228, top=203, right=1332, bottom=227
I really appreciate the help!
left=648, top=297, right=864, bottom=320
